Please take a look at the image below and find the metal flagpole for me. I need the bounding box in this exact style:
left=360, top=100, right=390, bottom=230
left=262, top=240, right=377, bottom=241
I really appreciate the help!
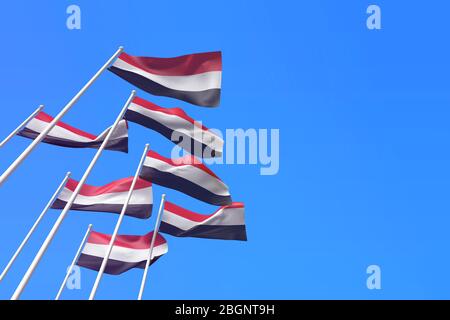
left=55, top=224, right=93, bottom=300
left=0, top=105, right=44, bottom=148
left=0, top=46, right=124, bottom=187
left=137, top=194, right=166, bottom=300
left=11, top=90, right=135, bottom=300
left=0, top=172, right=71, bottom=282
left=88, top=143, right=150, bottom=300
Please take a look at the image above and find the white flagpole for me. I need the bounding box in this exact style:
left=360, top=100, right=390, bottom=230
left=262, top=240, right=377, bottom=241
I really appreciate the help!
left=55, top=224, right=93, bottom=300
left=0, top=105, right=44, bottom=148
left=89, top=143, right=150, bottom=300
left=0, top=46, right=124, bottom=187
left=0, top=172, right=71, bottom=282
left=11, top=90, right=135, bottom=300
left=137, top=194, right=166, bottom=300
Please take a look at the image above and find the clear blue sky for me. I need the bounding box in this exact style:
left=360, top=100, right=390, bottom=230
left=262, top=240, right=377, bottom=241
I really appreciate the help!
left=1, top=1, right=450, bottom=299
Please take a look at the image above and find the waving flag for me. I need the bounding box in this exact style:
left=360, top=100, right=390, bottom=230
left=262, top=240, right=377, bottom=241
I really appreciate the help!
left=109, top=51, right=222, bottom=107
left=140, top=151, right=232, bottom=206
left=17, top=111, right=128, bottom=153
left=77, top=230, right=168, bottom=275
left=51, top=177, right=153, bottom=219
left=126, top=96, right=223, bottom=157
left=161, top=201, right=247, bottom=241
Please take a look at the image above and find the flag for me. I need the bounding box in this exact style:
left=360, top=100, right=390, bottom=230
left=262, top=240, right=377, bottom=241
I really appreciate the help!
left=77, top=230, right=168, bottom=275
left=161, top=201, right=247, bottom=241
left=126, top=96, right=223, bottom=157
left=51, top=177, right=153, bottom=219
left=140, top=151, right=232, bottom=206
left=18, top=111, right=128, bottom=153
left=109, top=51, right=222, bottom=107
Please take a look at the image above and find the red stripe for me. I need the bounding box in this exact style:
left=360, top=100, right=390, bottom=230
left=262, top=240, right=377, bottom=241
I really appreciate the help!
left=146, top=150, right=220, bottom=180
left=118, top=51, right=222, bottom=76
left=65, top=177, right=152, bottom=196
left=34, top=112, right=97, bottom=140
left=132, top=96, right=210, bottom=131
left=164, top=201, right=245, bottom=222
left=87, top=231, right=166, bottom=249
left=34, top=112, right=53, bottom=123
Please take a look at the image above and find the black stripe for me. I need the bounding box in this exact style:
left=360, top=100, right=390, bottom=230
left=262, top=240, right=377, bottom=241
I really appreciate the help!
left=139, top=166, right=232, bottom=206
left=159, top=222, right=247, bottom=241
left=77, top=254, right=160, bottom=275
left=17, top=128, right=128, bottom=153
left=125, top=109, right=220, bottom=158
left=51, top=199, right=152, bottom=219
left=109, top=66, right=221, bottom=107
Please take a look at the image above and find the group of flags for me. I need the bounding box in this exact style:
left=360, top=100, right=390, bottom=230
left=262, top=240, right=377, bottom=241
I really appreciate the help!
left=1, top=49, right=246, bottom=298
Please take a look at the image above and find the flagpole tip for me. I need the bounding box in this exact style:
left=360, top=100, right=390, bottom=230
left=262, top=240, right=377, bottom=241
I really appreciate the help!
left=88, top=224, right=93, bottom=229
left=119, top=46, right=124, bottom=50
left=162, top=194, right=166, bottom=200
left=66, top=171, right=72, bottom=177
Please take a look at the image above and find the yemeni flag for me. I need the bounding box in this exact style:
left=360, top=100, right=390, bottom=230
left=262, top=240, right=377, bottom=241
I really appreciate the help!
left=161, top=201, right=247, bottom=241
left=126, top=96, right=223, bottom=158
left=77, top=230, right=168, bottom=275
left=109, top=51, right=222, bottom=107
left=18, top=111, right=128, bottom=153
left=140, top=150, right=232, bottom=206
left=51, top=177, right=153, bottom=219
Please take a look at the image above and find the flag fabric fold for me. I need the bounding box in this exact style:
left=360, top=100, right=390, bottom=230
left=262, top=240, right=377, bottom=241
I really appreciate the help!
left=160, top=201, right=247, bottom=241
left=18, top=111, right=129, bottom=153
left=77, top=230, right=168, bottom=275
left=109, top=51, right=222, bottom=107
left=126, top=96, right=223, bottom=158
left=139, top=151, right=232, bottom=206
left=51, top=177, right=153, bottom=219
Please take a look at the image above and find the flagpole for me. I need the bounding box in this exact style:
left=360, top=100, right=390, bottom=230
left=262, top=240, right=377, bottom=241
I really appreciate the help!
left=0, top=46, right=124, bottom=187
left=55, top=224, right=93, bottom=300
left=137, top=194, right=166, bottom=300
left=11, top=90, right=135, bottom=300
left=0, top=105, right=44, bottom=148
left=0, top=172, right=71, bottom=282
left=88, top=143, right=150, bottom=300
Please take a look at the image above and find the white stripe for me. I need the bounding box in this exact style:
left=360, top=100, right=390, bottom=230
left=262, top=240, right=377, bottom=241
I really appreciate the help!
left=25, top=118, right=93, bottom=143
left=129, top=102, right=223, bottom=153
left=112, top=58, right=222, bottom=92
left=144, top=157, right=230, bottom=197
left=82, top=242, right=167, bottom=263
left=96, top=120, right=128, bottom=142
left=58, top=186, right=153, bottom=206
left=162, top=207, right=245, bottom=231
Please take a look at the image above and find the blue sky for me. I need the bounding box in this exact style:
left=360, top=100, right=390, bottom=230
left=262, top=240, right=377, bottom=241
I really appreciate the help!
left=1, top=1, right=450, bottom=299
